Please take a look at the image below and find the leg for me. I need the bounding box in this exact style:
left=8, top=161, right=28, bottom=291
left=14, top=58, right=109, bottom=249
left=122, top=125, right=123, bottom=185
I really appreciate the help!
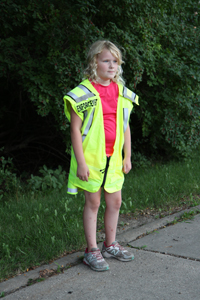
left=102, top=189, right=134, bottom=262
left=83, top=188, right=109, bottom=271
left=83, top=189, right=101, bottom=252
left=104, top=189, right=122, bottom=246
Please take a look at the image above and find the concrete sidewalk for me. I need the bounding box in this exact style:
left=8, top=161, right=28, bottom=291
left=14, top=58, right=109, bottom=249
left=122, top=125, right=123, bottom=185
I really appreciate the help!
left=1, top=205, right=200, bottom=300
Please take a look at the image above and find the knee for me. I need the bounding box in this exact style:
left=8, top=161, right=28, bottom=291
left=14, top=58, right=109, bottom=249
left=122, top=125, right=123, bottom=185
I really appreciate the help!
left=84, top=190, right=101, bottom=212
left=91, top=200, right=101, bottom=211
left=107, top=198, right=121, bottom=212
left=85, top=198, right=100, bottom=212
left=114, top=198, right=122, bottom=211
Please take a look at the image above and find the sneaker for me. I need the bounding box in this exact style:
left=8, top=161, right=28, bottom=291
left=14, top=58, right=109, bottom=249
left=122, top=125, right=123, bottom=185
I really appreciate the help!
left=83, top=248, right=109, bottom=271
left=102, top=241, right=134, bottom=262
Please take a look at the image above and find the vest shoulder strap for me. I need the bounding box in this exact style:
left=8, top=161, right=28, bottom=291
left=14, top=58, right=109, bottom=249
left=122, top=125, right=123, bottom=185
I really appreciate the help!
left=118, top=83, right=139, bottom=105
left=66, top=80, right=97, bottom=103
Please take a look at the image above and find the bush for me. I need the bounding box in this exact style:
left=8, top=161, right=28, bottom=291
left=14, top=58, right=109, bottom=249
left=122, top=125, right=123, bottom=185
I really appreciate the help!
left=27, top=165, right=67, bottom=192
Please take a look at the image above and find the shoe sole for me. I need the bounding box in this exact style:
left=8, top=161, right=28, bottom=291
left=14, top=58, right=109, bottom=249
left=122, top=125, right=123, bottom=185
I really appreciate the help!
left=83, top=258, right=109, bottom=272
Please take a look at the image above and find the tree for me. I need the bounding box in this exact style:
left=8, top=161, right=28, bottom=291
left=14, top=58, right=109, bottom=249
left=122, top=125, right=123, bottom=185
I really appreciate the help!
left=94, top=0, right=200, bottom=157
left=0, top=0, right=200, bottom=172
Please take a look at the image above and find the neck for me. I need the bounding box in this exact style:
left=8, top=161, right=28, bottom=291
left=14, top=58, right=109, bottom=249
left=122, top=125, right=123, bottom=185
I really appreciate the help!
left=96, top=77, right=111, bottom=86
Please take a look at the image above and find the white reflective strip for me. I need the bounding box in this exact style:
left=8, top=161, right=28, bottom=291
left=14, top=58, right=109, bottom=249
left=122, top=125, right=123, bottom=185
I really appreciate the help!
left=83, top=111, right=88, bottom=123
left=78, top=84, right=94, bottom=95
left=82, top=108, right=95, bottom=142
left=123, top=87, right=127, bottom=98
left=123, top=87, right=136, bottom=103
left=123, top=108, right=129, bottom=132
left=78, top=85, right=95, bottom=100
left=67, top=187, right=78, bottom=193
left=67, top=91, right=79, bottom=101
left=131, top=92, right=136, bottom=102
left=81, top=111, right=88, bottom=131
left=67, top=85, right=95, bottom=103
left=67, top=92, right=93, bottom=103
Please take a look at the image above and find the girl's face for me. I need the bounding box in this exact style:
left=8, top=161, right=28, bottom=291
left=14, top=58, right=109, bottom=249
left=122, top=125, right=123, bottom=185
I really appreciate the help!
left=96, top=49, right=119, bottom=86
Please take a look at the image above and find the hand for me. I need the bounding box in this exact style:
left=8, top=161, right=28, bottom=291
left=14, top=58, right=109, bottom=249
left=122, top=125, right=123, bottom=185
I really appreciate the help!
left=122, top=157, right=132, bottom=174
left=77, top=163, right=90, bottom=182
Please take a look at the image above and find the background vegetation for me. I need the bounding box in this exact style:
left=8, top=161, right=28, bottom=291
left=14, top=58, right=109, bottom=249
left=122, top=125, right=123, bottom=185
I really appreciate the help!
left=0, top=0, right=200, bottom=174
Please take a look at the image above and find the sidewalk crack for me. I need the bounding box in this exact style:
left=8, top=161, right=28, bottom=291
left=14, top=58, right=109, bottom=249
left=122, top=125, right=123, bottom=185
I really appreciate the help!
left=130, top=247, right=200, bottom=262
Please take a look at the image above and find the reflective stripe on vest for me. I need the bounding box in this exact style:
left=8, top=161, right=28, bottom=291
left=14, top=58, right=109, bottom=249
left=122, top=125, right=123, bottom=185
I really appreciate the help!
left=123, top=87, right=136, bottom=103
left=67, top=85, right=95, bottom=103
left=78, top=84, right=95, bottom=96
left=83, top=110, right=88, bottom=122
left=123, top=108, right=129, bottom=133
left=82, top=108, right=95, bottom=142
left=67, top=187, right=78, bottom=193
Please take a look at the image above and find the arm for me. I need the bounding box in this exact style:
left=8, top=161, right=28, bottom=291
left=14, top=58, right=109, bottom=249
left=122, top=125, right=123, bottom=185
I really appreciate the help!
left=70, top=107, right=90, bottom=181
left=122, top=124, right=132, bottom=174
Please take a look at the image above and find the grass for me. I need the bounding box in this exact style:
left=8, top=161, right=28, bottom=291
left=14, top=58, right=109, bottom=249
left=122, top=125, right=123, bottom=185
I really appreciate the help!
left=121, top=150, right=200, bottom=213
left=0, top=191, right=86, bottom=282
left=0, top=149, right=200, bottom=281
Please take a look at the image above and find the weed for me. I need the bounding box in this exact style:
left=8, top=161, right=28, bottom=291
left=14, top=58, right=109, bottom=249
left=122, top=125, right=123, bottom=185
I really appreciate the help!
left=168, top=209, right=200, bottom=226
left=120, top=197, right=135, bottom=214
left=170, top=217, right=179, bottom=225
left=179, top=209, right=200, bottom=222
left=27, top=165, right=66, bottom=192
left=55, top=263, right=62, bottom=273
left=27, top=278, right=45, bottom=286
left=2, top=243, right=10, bottom=258
left=146, top=231, right=151, bottom=235
left=141, top=245, right=147, bottom=249
left=134, top=245, right=147, bottom=249
left=0, top=151, right=20, bottom=199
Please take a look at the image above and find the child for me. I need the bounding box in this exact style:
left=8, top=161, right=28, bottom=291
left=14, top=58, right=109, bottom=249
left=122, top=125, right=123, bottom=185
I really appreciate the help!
left=63, top=40, right=139, bottom=271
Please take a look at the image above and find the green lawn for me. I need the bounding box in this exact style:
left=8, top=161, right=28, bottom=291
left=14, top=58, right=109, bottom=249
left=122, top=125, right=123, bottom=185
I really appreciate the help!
left=0, top=149, right=200, bottom=281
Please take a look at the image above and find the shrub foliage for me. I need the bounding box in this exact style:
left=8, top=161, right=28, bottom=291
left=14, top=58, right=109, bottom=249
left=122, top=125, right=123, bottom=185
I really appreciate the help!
left=0, top=0, right=200, bottom=164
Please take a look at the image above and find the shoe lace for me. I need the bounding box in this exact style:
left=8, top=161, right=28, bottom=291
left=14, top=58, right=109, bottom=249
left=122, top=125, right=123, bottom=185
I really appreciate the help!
left=114, top=242, right=125, bottom=252
left=90, top=249, right=103, bottom=261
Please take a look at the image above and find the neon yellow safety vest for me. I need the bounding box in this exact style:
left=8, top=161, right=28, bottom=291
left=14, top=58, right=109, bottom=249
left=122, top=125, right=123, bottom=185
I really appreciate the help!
left=63, top=79, right=139, bottom=194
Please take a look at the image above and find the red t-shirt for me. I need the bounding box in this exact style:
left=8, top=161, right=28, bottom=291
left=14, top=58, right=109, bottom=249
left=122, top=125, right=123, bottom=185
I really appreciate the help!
left=92, top=81, right=119, bottom=156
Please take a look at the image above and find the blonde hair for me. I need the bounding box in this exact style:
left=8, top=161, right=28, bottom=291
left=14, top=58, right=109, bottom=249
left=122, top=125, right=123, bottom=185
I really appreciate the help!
left=83, top=40, right=125, bottom=85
